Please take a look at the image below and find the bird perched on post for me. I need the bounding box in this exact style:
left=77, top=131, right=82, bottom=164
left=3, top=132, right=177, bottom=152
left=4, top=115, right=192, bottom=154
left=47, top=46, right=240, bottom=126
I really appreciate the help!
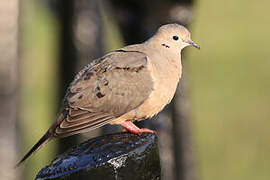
left=16, top=23, right=200, bottom=167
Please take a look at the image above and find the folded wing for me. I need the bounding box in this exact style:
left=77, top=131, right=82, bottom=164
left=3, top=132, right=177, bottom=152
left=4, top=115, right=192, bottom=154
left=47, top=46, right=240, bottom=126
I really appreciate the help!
left=53, top=50, right=154, bottom=138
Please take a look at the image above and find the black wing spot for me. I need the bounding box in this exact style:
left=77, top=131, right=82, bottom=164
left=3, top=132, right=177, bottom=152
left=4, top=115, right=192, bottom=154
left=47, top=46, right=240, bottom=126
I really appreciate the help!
left=70, top=101, right=75, bottom=105
left=84, top=72, right=94, bottom=80
left=68, top=91, right=76, bottom=98
left=96, top=92, right=105, bottom=98
left=78, top=95, right=83, bottom=99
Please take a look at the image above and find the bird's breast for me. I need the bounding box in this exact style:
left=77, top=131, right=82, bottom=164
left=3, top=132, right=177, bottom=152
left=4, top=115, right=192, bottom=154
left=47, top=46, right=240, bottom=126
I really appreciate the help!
left=110, top=53, right=182, bottom=124
left=135, top=55, right=182, bottom=118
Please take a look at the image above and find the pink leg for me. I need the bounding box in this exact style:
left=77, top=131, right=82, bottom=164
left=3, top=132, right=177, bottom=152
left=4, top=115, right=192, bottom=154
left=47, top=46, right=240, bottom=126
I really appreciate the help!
left=121, top=120, right=154, bottom=134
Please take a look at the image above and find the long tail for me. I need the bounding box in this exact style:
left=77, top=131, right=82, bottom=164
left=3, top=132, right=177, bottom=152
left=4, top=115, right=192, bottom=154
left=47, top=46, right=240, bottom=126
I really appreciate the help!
left=15, top=131, right=52, bottom=168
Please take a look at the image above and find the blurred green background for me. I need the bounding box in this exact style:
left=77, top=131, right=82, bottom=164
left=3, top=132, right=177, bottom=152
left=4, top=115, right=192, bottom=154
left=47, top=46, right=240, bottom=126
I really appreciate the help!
left=2, top=0, right=269, bottom=179
left=189, top=0, right=270, bottom=179
left=19, top=1, right=59, bottom=179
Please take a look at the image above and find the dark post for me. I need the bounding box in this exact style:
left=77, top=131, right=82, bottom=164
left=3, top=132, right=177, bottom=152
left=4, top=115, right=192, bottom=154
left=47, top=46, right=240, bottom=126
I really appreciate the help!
left=36, top=133, right=161, bottom=180
left=49, top=0, right=104, bottom=153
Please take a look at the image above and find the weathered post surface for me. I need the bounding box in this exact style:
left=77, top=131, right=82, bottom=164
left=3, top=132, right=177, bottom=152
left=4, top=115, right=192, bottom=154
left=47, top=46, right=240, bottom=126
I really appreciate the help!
left=35, top=133, right=160, bottom=180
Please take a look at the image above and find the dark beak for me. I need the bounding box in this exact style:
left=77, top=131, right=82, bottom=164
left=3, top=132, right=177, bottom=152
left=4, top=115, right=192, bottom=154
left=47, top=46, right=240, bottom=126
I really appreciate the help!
left=186, top=40, right=200, bottom=49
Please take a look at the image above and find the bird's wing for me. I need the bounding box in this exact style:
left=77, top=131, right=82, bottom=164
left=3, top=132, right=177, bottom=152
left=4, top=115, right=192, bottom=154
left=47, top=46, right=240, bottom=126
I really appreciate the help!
left=52, top=50, right=154, bottom=138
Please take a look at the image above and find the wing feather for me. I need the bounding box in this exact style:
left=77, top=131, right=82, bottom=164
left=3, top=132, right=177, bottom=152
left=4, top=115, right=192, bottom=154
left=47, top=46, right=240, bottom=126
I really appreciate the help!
left=55, top=116, right=114, bottom=137
left=61, top=112, right=111, bottom=128
left=16, top=48, right=154, bottom=166
left=52, top=50, right=153, bottom=138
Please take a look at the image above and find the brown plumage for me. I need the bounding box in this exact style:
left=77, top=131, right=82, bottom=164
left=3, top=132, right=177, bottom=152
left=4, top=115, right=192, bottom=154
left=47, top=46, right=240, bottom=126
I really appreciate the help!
left=16, top=24, right=199, bottom=167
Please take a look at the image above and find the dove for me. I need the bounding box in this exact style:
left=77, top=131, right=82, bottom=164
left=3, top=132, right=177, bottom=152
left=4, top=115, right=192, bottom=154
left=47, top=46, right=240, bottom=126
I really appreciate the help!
left=16, top=23, right=200, bottom=167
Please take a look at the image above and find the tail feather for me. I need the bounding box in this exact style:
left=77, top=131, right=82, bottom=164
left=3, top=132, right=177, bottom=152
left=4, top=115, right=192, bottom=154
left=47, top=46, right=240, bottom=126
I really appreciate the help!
left=15, top=131, right=52, bottom=168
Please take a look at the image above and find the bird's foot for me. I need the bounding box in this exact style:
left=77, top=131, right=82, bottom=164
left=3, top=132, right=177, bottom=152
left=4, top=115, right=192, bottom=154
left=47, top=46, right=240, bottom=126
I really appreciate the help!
left=121, top=120, right=154, bottom=134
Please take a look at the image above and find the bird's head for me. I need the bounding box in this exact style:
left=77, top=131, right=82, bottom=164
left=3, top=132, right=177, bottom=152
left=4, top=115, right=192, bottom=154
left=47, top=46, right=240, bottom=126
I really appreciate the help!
left=151, top=24, right=200, bottom=52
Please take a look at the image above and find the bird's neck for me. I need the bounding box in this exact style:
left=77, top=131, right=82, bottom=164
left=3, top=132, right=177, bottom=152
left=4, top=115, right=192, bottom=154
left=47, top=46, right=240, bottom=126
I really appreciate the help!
left=141, top=43, right=182, bottom=88
left=144, top=40, right=182, bottom=72
left=122, top=41, right=182, bottom=79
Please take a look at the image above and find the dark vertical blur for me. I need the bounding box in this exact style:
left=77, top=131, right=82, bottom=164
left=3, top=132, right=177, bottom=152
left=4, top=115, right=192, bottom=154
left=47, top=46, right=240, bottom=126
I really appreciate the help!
left=0, top=0, right=19, bottom=179
left=49, top=0, right=78, bottom=153
left=48, top=0, right=104, bottom=152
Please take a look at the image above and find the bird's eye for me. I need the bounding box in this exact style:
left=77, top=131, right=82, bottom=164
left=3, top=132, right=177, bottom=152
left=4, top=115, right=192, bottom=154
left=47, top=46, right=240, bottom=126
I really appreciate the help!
left=173, top=35, right=179, bottom=41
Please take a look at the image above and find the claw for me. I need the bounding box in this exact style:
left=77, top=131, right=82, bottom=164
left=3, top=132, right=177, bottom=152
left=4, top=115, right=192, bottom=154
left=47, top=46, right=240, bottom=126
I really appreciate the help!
left=121, top=120, right=154, bottom=134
